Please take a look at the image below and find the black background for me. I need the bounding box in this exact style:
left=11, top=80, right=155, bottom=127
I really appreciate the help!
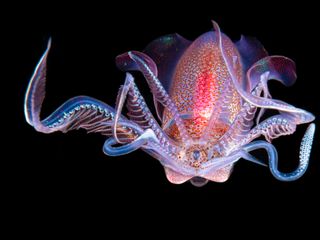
left=5, top=1, right=320, bottom=235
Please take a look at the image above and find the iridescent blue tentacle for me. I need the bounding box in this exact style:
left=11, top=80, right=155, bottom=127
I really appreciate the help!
left=24, top=39, right=141, bottom=143
left=203, top=123, right=315, bottom=181
left=103, top=129, right=158, bottom=156
left=242, top=123, right=315, bottom=181
left=202, top=149, right=267, bottom=174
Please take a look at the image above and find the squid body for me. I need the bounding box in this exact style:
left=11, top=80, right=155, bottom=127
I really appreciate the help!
left=24, top=21, right=315, bottom=186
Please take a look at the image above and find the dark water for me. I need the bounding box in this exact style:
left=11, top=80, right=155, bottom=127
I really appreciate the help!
left=5, top=1, right=319, bottom=236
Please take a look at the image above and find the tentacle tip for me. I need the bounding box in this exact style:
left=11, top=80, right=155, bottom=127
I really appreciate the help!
left=125, top=72, right=134, bottom=82
left=47, top=37, right=52, bottom=49
left=24, top=38, right=53, bottom=128
left=211, top=20, right=220, bottom=32
left=308, top=114, right=316, bottom=123
left=128, top=51, right=134, bottom=59
left=24, top=114, right=33, bottom=126
left=306, top=123, right=316, bottom=136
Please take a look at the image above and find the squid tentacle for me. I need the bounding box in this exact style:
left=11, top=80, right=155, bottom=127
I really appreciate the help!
left=24, top=39, right=142, bottom=143
left=116, top=51, right=191, bottom=142
left=25, top=22, right=316, bottom=185
left=98, top=118, right=179, bottom=162
left=103, top=129, right=159, bottom=156
left=242, top=114, right=297, bottom=144
left=211, top=83, right=264, bottom=155
left=205, top=123, right=315, bottom=181
left=214, top=102, right=257, bottom=154
left=201, top=75, right=235, bottom=141
left=24, top=38, right=51, bottom=131
left=212, top=21, right=315, bottom=125
left=255, top=72, right=272, bottom=124
left=201, top=149, right=252, bottom=175
left=242, top=123, right=315, bottom=181
left=126, top=76, right=181, bottom=153
left=112, top=73, right=135, bottom=143
left=112, top=71, right=180, bottom=154
left=24, top=40, right=181, bottom=163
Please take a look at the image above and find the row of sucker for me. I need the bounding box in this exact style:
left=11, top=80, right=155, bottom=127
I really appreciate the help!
left=45, top=103, right=138, bottom=141
left=129, top=52, right=191, bottom=142
left=211, top=83, right=263, bottom=155
left=126, top=81, right=180, bottom=154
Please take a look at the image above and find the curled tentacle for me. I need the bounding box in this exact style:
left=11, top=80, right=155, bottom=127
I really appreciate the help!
left=103, top=129, right=158, bottom=156
left=242, top=114, right=297, bottom=144
left=113, top=73, right=134, bottom=144
left=25, top=22, right=316, bottom=186
left=125, top=75, right=181, bottom=153
left=143, top=34, right=192, bottom=120
left=24, top=42, right=183, bottom=170
left=201, top=149, right=246, bottom=173
left=112, top=70, right=181, bottom=157
left=24, top=39, right=52, bottom=132
left=200, top=29, right=243, bottom=141
left=24, top=39, right=141, bottom=142
left=211, top=83, right=264, bottom=155
left=212, top=21, right=315, bottom=125
left=242, top=123, right=315, bottom=181
left=116, top=51, right=191, bottom=142
left=200, top=75, right=236, bottom=142
left=255, top=72, right=272, bottom=124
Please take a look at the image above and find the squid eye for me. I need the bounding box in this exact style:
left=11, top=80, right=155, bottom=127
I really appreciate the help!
left=193, top=150, right=200, bottom=160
